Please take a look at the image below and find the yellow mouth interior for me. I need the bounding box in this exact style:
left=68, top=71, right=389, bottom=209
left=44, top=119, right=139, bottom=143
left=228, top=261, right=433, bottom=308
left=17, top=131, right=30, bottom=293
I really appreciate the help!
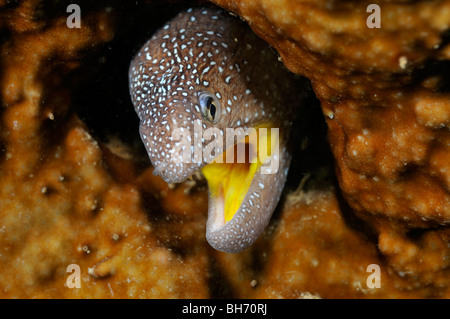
left=201, top=126, right=276, bottom=223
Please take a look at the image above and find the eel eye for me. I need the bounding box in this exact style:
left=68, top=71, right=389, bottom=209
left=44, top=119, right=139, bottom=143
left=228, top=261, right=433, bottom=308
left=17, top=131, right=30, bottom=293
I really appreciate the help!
left=199, top=91, right=221, bottom=123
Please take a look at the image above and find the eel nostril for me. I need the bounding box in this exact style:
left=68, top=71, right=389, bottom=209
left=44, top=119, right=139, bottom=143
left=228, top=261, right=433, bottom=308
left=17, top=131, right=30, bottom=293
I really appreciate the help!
left=152, top=166, right=163, bottom=177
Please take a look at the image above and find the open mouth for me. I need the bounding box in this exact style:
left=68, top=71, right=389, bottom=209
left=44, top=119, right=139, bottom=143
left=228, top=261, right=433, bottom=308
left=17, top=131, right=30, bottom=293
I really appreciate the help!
left=201, top=126, right=278, bottom=229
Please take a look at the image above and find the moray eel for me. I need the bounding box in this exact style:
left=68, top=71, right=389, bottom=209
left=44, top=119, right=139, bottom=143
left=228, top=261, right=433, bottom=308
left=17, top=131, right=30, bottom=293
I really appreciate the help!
left=129, top=7, right=304, bottom=253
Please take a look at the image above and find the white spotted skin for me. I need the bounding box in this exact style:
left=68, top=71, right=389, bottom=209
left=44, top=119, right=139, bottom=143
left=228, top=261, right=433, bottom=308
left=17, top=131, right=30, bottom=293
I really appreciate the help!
left=129, top=7, right=305, bottom=253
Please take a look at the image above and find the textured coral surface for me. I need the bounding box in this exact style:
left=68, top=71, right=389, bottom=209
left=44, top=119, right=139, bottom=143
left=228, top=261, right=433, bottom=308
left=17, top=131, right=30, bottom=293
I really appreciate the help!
left=213, top=0, right=450, bottom=226
left=0, top=0, right=449, bottom=298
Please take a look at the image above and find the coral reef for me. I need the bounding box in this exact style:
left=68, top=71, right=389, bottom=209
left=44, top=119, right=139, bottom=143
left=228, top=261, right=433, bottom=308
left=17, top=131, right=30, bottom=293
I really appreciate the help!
left=211, top=0, right=450, bottom=297
left=0, top=0, right=448, bottom=298
left=212, top=0, right=450, bottom=226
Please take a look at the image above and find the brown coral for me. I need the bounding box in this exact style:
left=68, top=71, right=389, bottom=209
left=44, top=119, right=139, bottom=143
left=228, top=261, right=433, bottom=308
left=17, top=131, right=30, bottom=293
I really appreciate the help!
left=212, top=0, right=450, bottom=226
left=211, top=0, right=450, bottom=297
left=0, top=0, right=449, bottom=298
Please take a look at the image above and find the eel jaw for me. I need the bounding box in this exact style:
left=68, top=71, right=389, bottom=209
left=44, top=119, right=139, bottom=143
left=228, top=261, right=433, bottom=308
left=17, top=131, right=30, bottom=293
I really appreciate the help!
left=205, top=152, right=291, bottom=253
left=203, top=129, right=291, bottom=253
